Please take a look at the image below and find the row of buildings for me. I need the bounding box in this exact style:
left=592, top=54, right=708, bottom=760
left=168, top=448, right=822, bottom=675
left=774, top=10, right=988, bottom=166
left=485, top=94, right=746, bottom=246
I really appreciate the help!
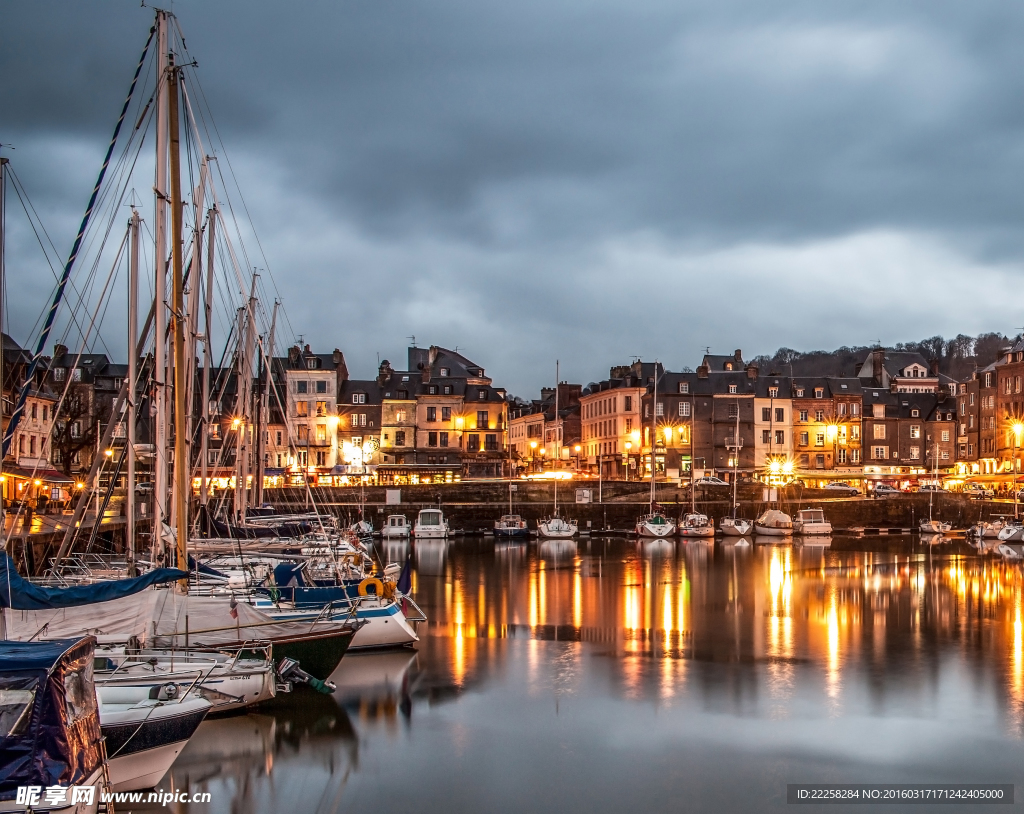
left=4, top=336, right=1024, bottom=496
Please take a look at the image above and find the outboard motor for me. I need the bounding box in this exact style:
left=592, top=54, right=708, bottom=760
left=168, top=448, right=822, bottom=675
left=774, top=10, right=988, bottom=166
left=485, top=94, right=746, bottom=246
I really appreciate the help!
left=276, top=657, right=336, bottom=695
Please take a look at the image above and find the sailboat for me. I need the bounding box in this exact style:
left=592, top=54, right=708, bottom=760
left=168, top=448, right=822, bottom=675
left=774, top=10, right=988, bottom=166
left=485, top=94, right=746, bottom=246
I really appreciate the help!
left=919, top=441, right=951, bottom=535
left=636, top=362, right=676, bottom=538
left=539, top=360, right=578, bottom=539
left=718, top=398, right=750, bottom=537
left=1, top=10, right=363, bottom=688
left=495, top=432, right=528, bottom=538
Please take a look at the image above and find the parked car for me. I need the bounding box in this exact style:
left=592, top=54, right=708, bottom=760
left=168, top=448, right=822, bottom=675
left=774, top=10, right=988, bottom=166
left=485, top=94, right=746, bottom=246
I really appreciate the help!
left=823, top=482, right=859, bottom=496
left=918, top=484, right=947, bottom=493
left=964, top=483, right=995, bottom=498
left=692, top=476, right=729, bottom=487
left=872, top=484, right=900, bottom=496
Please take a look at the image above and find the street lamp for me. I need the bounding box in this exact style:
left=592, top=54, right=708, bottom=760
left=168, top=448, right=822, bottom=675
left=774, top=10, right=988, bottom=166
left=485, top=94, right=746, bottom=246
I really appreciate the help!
left=624, top=441, right=632, bottom=482
left=826, top=423, right=838, bottom=482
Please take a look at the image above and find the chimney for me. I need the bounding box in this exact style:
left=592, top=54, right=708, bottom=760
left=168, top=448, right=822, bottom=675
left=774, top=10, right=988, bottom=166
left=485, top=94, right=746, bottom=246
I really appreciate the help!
left=377, top=359, right=393, bottom=386
left=734, top=349, right=743, bottom=364
left=333, top=348, right=349, bottom=387
left=697, top=364, right=709, bottom=379
left=54, top=344, right=68, bottom=361
left=746, top=363, right=758, bottom=380
left=929, top=358, right=940, bottom=376
left=303, top=344, right=311, bottom=355
left=288, top=345, right=301, bottom=364
left=872, top=348, right=885, bottom=384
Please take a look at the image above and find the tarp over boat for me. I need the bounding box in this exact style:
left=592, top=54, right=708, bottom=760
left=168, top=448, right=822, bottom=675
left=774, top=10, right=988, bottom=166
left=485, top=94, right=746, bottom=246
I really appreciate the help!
left=0, top=551, right=187, bottom=610
left=0, top=637, right=104, bottom=801
left=3, top=588, right=355, bottom=649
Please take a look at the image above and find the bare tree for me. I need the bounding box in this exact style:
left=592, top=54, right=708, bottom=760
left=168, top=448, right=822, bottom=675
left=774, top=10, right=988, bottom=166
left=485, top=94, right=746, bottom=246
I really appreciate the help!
left=51, top=384, right=107, bottom=476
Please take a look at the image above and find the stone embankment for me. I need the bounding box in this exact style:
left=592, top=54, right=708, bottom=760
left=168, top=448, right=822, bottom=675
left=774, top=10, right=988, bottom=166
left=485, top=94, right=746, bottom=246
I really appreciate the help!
left=263, top=482, right=1015, bottom=531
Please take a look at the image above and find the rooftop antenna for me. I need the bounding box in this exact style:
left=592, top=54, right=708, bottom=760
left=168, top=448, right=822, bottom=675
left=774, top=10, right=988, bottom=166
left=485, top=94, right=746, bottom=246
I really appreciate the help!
left=408, top=335, right=416, bottom=347
left=705, top=346, right=711, bottom=355
left=296, top=334, right=304, bottom=346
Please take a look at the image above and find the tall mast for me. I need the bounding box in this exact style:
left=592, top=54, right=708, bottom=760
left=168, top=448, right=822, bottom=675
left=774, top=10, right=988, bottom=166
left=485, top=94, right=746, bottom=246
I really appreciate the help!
left=199, top=206, right=216, bottom=507
left=650, top=361, right=657, bottom=510
left=255, top=300, right=278, bottom=508
left=732, top=396, right=739, bottom=517
left=168, top=52, right=188, bottom=583
left=0, top=156, right=7, bottom=559
left=183, top=160, right=208, bottom=491
left=152, top=11, right=169, bottom=564
left=232, top=306, right=245, bottom=520
left=126, top=208, right=140, bottom=575
left=554, top=359, right=559, bottom=514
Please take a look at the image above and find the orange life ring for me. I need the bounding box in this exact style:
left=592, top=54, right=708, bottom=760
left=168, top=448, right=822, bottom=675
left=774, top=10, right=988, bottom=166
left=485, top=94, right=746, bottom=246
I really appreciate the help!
left=358, top=577, right=385, bottom=596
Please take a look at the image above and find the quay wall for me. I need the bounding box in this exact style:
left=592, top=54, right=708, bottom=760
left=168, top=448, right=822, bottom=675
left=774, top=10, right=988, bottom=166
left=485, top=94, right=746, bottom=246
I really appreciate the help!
left=261, top=483, right=1013, bottom=531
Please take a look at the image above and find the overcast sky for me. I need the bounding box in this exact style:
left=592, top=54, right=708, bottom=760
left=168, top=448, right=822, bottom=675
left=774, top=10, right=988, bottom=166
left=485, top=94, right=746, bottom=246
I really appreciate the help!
left=3, top=1, right=1023, bottom=396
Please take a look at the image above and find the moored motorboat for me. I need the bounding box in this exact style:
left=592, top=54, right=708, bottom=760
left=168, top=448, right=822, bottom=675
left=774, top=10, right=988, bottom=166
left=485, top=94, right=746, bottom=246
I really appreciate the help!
left=381, top=515, right=411, bottom=539
left=793, top=508, right=832, bottom=536
left=413, top=508, right=449, bottom=538
left=754, top=509, right=793, bottom=536
left=678, top=513, right=715, bottom=538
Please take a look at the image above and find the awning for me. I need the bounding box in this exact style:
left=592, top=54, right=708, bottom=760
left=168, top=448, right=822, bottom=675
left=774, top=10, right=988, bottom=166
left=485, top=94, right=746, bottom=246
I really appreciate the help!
left=1, top=465, right=74, bottom=484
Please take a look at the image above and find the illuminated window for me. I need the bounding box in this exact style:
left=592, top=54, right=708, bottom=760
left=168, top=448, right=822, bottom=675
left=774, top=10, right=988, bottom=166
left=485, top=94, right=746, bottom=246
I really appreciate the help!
left=296, top=401, right=309, bottom=417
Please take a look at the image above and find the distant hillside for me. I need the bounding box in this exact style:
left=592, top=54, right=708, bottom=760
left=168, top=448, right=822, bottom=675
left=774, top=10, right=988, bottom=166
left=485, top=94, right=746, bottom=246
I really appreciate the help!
left=749, top=333, right=1015, bottom=381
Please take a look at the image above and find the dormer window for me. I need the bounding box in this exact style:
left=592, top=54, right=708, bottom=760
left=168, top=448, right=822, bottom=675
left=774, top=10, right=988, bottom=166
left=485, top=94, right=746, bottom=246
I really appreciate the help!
left=911, top=408, right=919, bottom=417
left=440, top=368, right=449, bottom=377
left=725, top=363, right=733, bottom=371
left=478, top=389, right=487, bottom=400
left=769, top=387, right=778, bottom=398
left=679, top=383, right=689, bottom=394
left=443, top=386, right=452, bottom=395
left=796, top=388, right=804, bottom=397
left=728, top=384, right=737, bottom=394
left=306, top=357, right=317, bottom=370
left=353, top=393, right=367, bottom=404
left=815, top=388, right=823, bottom=398
left=428, top=385, right=437, bottom=395
left=402, top=375, right=409, bottom=382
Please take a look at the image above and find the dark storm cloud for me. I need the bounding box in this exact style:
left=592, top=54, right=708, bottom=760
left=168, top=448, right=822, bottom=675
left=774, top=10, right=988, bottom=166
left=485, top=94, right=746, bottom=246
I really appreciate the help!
left=2, top=1, right=1024, bottom=394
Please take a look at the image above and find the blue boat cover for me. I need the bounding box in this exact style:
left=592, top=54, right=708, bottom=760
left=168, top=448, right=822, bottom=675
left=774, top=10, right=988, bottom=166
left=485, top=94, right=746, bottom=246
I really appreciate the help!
left=0, top=551, right=187, bottom=610
left=0, top=636, right=104, bottom=799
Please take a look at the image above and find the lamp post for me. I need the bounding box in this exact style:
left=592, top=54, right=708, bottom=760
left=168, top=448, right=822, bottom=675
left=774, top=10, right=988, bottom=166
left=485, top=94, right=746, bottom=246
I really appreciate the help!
left=624, top=441, right=632, bottom=481
left=530, top=440, right=537, bottom=473
left=574, top=444, right=582, bottom=473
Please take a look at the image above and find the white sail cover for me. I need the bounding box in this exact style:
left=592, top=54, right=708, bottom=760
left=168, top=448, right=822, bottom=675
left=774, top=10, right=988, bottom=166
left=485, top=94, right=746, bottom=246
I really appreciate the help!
left=3, top=588, right=346, bottom=647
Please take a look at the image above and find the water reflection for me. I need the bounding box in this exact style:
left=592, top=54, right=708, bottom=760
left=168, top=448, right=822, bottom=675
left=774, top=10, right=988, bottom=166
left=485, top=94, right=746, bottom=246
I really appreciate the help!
left=158, top=535, right=1024, bottom=812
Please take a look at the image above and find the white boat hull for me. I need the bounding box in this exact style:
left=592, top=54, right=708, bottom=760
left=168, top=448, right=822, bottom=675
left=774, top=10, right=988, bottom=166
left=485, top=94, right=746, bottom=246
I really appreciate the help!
left=678, top=526, right=715, bottom=538
left=720, top=519, right=752, bottom=536
left=538, top=521, right=578, bottom=538
left=381, top=528, right=410, bottom=538
left=753, top=525, right=792, bottom=536
left=413, top=527, right=448, bottom=538
left=920, top=520, right=951, bottom=534
left=637, top=521, right=676, bottom=537
left=107, top=739, right=190, bottom=791
left=997, top=525, right=1024, bottom=542
left=794, top=522, right=833, bottom=536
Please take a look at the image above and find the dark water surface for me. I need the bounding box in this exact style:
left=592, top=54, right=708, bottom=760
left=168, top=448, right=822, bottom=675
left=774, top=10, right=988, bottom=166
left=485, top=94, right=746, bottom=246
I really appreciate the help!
left=153, top=535, right=1024, bottom=813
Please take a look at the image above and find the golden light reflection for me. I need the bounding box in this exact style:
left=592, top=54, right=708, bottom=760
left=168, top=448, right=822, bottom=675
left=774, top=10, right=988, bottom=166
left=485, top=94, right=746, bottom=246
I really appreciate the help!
left=573, top=565, right=583, bottom=630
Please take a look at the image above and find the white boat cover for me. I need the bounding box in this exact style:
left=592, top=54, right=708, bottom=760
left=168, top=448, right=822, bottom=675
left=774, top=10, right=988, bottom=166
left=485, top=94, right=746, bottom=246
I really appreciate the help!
left=3, top=588, right=347, bottom=647
left=756, top=509, right=793, bottom=528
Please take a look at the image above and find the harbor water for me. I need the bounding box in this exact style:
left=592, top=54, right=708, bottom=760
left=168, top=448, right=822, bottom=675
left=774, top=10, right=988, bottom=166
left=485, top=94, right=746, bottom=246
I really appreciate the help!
left=149, top=535, right=1024, bottom=812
